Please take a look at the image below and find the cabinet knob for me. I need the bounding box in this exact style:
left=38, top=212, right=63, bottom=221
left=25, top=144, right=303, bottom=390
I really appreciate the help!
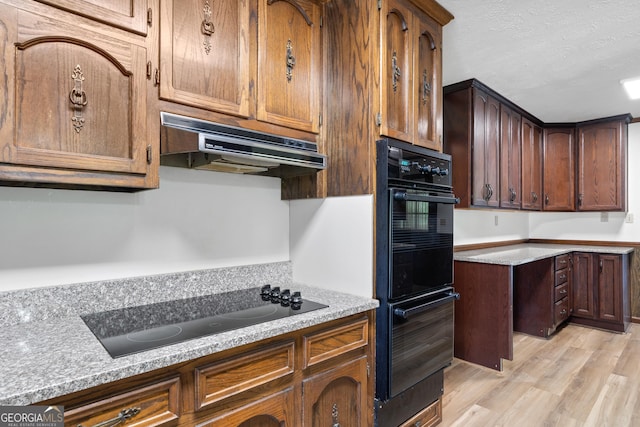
left=532, top=192, right=538, bottom=203
left=545, top=194, right=550, bottom=205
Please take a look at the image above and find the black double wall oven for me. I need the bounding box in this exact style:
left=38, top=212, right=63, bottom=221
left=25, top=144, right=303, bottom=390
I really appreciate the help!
left=375, top=139, right=458, bottom=426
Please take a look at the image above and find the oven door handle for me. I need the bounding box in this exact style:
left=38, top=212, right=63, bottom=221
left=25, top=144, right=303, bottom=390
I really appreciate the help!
left=393, top=292, right=460, bottom=320
left=393, top=191, right=460, bottom=205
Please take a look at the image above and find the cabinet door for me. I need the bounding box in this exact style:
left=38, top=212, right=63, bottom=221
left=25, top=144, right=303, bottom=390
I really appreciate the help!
left=302, top=356, right=368, bottom=427
left=572, top=252, right=595, bottom=318
left=414, top=9, right=443, bottom=151
left=34, top=0, right=149, bottom=35
left=257, top=0, right=321, bottom=133
left=597, top=255, right=622, bottom=323
left=521, top=117, right=543, bottom=210
left=197, top=387, right=295, bottom=427
left=577, top=120, right=626, bottom=211
left=159, top=0, right=251, bottom=117
left=471, top=89, right=500, bottom=207
left=543, top=128, right=575, bottom=211
left=0, top=6, right=151, bottom=184
left=381, top=0, right=413, bottom=142
left=499, top=105, right=521, bottom=208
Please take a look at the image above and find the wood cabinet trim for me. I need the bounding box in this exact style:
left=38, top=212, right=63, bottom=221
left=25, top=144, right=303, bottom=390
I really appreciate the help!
left=303, top=317, right=368, bottom=369
left=194, top=340, right=295, bottom=411
left=63, top=376, right=181, bottom=427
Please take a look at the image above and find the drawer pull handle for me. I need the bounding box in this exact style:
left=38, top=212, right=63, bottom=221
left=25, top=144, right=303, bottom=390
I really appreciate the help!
left=78, top=407, right=141, bottom=427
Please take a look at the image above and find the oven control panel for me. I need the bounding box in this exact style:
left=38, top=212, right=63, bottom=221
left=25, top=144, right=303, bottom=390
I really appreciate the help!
left=388, top=146, right=452, bottom=187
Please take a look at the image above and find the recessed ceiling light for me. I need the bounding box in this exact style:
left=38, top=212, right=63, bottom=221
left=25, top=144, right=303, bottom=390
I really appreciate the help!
left=621, top=77, right=640, bottom=100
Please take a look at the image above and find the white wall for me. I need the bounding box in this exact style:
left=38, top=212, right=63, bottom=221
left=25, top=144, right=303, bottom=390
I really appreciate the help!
left=289, top=195, right=374, bottom=298
left=0, top=166, right=290, bottom=291
left=454, top=122, right=640, bottom=244
left=453, top=209, right=529, bottom=246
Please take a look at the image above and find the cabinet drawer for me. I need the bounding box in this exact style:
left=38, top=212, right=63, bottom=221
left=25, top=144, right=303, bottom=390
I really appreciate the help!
left=64, top=377, right=180, bottom=427
left=303, top=317, right=368, bottom=368
left=555, top=282, right=569, bottom=302
left=399, top=397, right=442, bottom=427
left=555, top=254, right=569, bottom=271
left=554, top=297, right=569, bottom=325
left=195, top=341, right=294, bottom=411
left=555, top=268, right=568, bottom=285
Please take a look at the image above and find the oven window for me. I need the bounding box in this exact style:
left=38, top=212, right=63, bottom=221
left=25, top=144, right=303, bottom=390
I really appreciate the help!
left=390, top=189, right=453, bottom=300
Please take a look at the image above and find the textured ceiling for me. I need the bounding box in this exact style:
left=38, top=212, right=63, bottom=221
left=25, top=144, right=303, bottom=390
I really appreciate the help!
left=437, top=0, right=640, bottom=122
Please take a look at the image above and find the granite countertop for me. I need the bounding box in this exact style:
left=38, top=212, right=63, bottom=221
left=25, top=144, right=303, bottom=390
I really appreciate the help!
left=0, top=263, right=378, bottom=405
left=454, top=243, right=634, bottom=266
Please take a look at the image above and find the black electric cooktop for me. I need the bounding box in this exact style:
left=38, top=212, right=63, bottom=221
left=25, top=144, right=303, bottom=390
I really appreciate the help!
left=81, top=285, right=328, bottom=358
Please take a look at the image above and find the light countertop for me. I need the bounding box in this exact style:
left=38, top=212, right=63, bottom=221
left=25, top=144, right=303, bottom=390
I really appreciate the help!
left=0, top=263, right=378, bottom=405
left=454, top=243, right=634, bottom=266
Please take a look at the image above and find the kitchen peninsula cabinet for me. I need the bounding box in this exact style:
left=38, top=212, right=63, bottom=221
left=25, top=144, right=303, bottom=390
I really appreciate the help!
left=381, top=0, right=445, bottom=151
left=320, top=0, right=453, bottom=197
left=576, top=115, right=630, bottom=211
left=453, top=244, right=633, bottom=371
left=543, top=127, right=575, bottom=211
left=158, top=0, right=321, bottom=134
left=571, top=252, right=630, bottom=332
left=0, top=1, right=157, bottom=190
left=521, top=117, right=543, bottom=210
left=40, top=314, right=374, bottom=427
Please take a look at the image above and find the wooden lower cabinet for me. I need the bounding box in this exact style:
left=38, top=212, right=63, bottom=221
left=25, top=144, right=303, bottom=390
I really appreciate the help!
left=571, top=252, right=630, bottom=332
left=399, top=397, right=442, bottom=427
left=40, top=313, right=372, bottom=427
left=302, top=356, right=368, bottom=426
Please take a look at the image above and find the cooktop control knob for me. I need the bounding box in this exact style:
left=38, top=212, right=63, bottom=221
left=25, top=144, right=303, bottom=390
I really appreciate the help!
left=270, top=286, right=281, bottom=299
left=280, top=289, right=291, bottom=305
left=260, top=284, right=271, bottom=297
left=291, top=291, right=302, bottom=304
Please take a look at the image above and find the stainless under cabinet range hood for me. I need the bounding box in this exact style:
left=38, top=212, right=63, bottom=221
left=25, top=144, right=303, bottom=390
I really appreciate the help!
left=160, top=112, right=326, bottom=177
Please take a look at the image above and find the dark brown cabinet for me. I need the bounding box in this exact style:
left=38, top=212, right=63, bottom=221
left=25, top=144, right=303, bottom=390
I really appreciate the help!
left=445, top=79, right=630, bottom=212
left=499, top=104, right=522, bottom=209
left=513, top=254, right=570, bottom=338
left=521, top=117, right=543, bottom=210
left=576, top=116, right=629, bottom=211
left=543, top=127, right=575, bottom=211
left=571, top=252, right=630, bottom=332
left=444, top=84, right=500, bottom=207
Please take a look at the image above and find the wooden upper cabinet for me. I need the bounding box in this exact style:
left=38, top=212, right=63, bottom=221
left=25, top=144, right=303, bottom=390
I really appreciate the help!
left=414, top=8, right=443, bottom=151
left=543, top=127, right=575, bottom=211
left=34, top=0, right=149, bottom=35
left=471, top=89, right=500, bottom=207
left=576, top=116, right=629, bottom=211
left=0, top=3, right=155, bottom=189
left=521, top=117, right=543, bottom=210
left=381, top=0, right=412, bottom=142
left=381, top=0, right=444, bottom=150
left=257, top=0, right=321, bottom=133
left=499, top=105, right=521, bottom=209
left=159, top=0, right=251, bottom=118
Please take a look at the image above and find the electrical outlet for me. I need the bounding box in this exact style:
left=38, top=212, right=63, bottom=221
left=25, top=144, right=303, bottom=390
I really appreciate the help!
left=494, top=215, right=499, bottom=226
left=626, top=213, right=634, bottom=223
left=600, top=212, right=609, bottom=222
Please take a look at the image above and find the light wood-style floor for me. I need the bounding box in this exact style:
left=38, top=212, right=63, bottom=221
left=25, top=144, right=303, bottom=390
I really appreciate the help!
left=442, top=322, right=640, bottom=426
